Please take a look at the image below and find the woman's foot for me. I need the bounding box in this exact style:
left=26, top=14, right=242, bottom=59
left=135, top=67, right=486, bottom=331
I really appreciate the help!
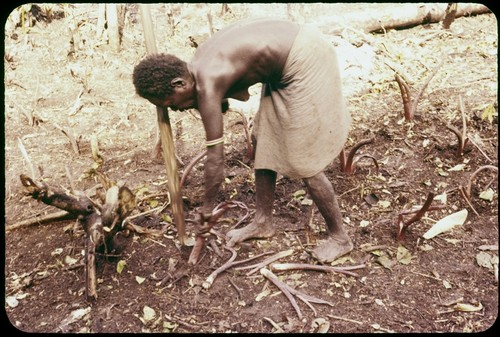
left=226, top=222, right=275, bottom=247
left=311, top=235, right=354, bottom=263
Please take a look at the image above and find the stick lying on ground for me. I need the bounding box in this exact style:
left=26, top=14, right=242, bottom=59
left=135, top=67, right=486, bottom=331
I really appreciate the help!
left=269, top=262, right=365, bottom=277
left=234, top=249, right=294, bottom=276
left=6, top=210, right=73, bottom=232
left=202, top=250, right=275, bottom=289
left=260, top=267, right=334, bottom=320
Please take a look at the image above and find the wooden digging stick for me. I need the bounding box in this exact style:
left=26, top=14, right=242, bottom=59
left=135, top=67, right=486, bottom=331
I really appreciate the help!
left=139, top=4, right=186, bottom=244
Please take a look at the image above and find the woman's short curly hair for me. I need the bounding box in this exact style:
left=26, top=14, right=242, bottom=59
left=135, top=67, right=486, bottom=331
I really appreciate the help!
left=133, top=53, right=188, bottom=100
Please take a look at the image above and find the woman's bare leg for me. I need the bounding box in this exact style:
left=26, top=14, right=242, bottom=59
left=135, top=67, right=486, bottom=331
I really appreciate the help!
left=226, top=169, right=277, bottom=246
left=304, top=171, right=353, bottom=262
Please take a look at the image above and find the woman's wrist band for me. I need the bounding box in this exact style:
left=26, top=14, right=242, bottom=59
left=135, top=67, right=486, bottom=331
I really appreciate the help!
left=205, top=136, right=224, bottom=147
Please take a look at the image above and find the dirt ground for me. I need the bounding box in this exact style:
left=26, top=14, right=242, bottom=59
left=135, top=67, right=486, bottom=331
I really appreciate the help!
left=3, top=4, right=498, bottom=333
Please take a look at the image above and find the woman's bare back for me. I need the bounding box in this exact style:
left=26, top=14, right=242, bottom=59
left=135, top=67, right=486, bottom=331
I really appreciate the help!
left=190, top=19, right=300, bottom=98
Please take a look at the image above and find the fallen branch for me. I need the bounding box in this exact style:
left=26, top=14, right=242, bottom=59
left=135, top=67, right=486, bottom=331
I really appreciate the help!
left=269, top=262, right=365, bottom=277
left=84, top=223, right=99, bottom=299
left=234, top=249, right=294, bottom=276
left=19, top=172, right=136, bottom=301
left=229, top=251, right=276, bottom=267
left=20, top=174, right=95, bottom=216
left=203, top=245, right=237, bottom=289
left=199, top=249, right=274, bottom=288
left=260, top=268, right=334, bottom=320
left=6, top=210, right=74, bottom=232
left=319, top=3, right=490, bottom=35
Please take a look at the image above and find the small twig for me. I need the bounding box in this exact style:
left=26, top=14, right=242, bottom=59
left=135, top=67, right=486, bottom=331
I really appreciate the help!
left=208, top=239, right=224, bottom=257
left=164, top=313, right=201, bottom=332
left=360, top=244, right=388, bottom=252
left=6, top=210, right=74, bottom=232
left=467, top=136, right=493, bottom=163
left=122, top=203, right=168, bottom=224
left=206, top=6, right=214, bottom=36
left=145, top=237, right=166, bottom=248
left=203, top=245, right=237, bottom=289
left=270, top=262, right=364, bottom=277
left=398, top=204, right=445, bottom=216
left=339, top=185, right=361, bottom=198
left=228, top=278, right=242, bottom=297
left=229, top=201, right=250, bottom=230
left=410, top=270, right=442, bottom=282
left=260, top=268, right=303, bottom=319
left=262, top=317, right=284, bottom=333
left=122, top=204, right=172, bottom=237
left=234, top=249, right=294, bottom=276
left=458, top=187, right=480, bottom=216
left=458, top=96, right=467, bottom=154
left=228, top=251, right=276, bottom=267
left=68, top=88, right=84, bottom=116
left=383, top=58, right=416, bottom=84
left=261, top=268, right=335, bottom=320
left=327, top=314, right=364, bottom=325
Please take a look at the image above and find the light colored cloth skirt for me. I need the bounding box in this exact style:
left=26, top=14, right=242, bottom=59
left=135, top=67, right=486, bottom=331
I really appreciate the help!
left=252, top=25, right=350, bottom=179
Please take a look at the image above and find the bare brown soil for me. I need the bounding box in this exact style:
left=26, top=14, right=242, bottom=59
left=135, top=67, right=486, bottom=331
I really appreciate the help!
left=4, top=4, right=498, bottom=333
